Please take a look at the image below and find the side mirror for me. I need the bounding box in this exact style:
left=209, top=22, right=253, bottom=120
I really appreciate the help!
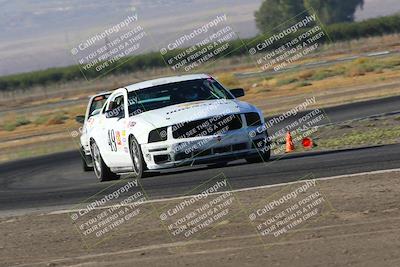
left=230, top=88, right=245, bottom=98
left=75, top=115, right=85, bottom=124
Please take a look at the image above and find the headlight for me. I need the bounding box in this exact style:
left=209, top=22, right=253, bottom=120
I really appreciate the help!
left=245, top=112, right=262, bottom=126
left=148, top=127, right=168, bottom=143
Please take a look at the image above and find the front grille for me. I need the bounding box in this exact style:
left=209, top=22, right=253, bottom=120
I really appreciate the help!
left=174, top=143, right=248, bottom=161
left=172, top=114, right=242, bottom=139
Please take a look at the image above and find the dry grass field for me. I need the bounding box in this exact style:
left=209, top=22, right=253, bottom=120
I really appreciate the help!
left=0, top=34, right=400, bottom=162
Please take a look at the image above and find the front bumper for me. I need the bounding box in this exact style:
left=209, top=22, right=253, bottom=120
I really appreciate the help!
left=141, top=127, right=268, bottom=170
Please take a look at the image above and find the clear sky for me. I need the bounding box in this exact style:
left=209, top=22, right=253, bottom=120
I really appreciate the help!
left=0, top=0, right=398, bottom=76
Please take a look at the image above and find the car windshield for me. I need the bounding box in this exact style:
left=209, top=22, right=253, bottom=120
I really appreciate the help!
left=127, top=78, right=233, bottom=115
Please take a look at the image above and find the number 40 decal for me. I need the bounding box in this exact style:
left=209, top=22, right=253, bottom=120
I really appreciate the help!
left=108, top=129, right=117, bottom=152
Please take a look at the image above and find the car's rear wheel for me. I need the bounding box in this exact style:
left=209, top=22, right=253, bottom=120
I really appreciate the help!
left=91, top=141, right=119, bottom=182
left=129, top=136, right=145, bottom=179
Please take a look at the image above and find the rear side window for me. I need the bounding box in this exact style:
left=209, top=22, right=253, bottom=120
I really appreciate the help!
left=89, top=94, right=109, bottom=116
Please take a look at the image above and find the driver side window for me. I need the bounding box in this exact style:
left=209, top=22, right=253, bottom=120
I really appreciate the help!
left=106, top=95, right=125, bottom=118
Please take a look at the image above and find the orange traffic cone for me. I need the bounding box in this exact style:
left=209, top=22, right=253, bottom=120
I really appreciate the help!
left=285, top=131, right=295, bottom=153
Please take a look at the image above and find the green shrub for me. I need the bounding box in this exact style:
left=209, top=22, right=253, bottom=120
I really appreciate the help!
left=311, top=70, right=332, bottom=80
left=327, top=14, right=400, bottom=41
left=33, top=116, right=49, bottom=125
left=15, top=116, right=31, bottom=127
left=346, top=58, right=384, bottom=77
left=1, top=116, right=30, bottom=131
left=46, top=113, right=68, bottom=125
left=296, top=81, right=312, bottom=87
left=2, top=122, right=16, bottom=131
left=387, top=59, right=400, bottom=69
left=277, top=77, right=298, bottom=86
left=297, top=70, right=314, bottom=80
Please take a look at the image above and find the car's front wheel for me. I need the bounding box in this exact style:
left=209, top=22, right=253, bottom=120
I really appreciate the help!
left=207, top=162, right=229, bottom=168
left=91, top=141, right=119, bottom=182
left=246, top=141, right=271, bottom=163
left=245, top=148, right=271, bottom=163
left=129, top=136, right=146, bottom=179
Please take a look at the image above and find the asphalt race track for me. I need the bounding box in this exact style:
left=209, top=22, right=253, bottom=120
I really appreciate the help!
left=266, top=94, right=400, bottom=132
left=0, top=95, right=400, bottom=213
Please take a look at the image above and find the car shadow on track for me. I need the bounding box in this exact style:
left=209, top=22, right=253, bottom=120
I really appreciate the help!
left=129, top=144, right=387, bottom=180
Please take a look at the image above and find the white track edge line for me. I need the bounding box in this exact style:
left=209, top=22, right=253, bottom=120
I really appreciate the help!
left=47, top=168, right=400, bottom=215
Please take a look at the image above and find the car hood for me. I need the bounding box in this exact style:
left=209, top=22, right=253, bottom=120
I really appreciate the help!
left=132, top=99, right=257, bottom=127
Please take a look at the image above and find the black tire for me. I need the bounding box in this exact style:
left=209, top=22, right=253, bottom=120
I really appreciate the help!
left=246, top=144, right=271, bottom=163
left=246, top=132, right=272, bottom=163
left=91, top=141, right=119, bottom=182
left=129, top=136, right=146, bottom=179
left=245, top=148, right=271, bottom=163
left=80, top=147, right=93, bottom=172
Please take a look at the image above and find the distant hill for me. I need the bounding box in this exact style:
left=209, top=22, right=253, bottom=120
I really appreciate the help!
left=0, top=0, right=399, bottom=76
left=355, top=0, right=400, bottom=20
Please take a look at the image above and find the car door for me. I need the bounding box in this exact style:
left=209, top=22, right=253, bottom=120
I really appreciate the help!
left=101, top=89, right=131, bottom=167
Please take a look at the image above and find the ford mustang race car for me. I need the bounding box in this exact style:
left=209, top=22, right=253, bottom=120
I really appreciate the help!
left=86, top=74, right=270, bottom=181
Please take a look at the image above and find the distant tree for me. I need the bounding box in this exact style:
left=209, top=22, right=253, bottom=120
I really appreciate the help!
left=303, top=0, right=364, bottom=24
left=255, top=0, right=304, bottom=33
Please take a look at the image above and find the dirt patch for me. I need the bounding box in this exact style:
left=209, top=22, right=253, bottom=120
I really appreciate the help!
left=1, top=170, right=399, bottom=266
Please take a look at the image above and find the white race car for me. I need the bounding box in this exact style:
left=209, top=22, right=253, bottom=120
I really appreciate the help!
left=86, top=74, right=270, bottom=181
